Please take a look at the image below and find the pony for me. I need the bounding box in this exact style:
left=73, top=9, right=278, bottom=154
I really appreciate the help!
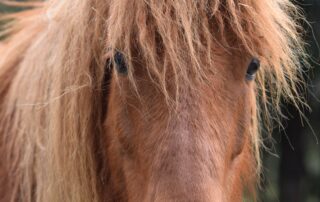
left=0, top=0, right=306, bottom=201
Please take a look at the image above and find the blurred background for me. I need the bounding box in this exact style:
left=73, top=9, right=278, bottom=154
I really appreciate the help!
left=1, top=1, right=319, bottom=202
left=260, top=1, right=320, bottom=202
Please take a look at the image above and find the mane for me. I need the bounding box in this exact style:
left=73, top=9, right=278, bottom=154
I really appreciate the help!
left=0, top=0, right=306, bottom=201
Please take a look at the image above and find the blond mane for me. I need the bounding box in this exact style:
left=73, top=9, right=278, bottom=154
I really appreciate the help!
left=0, top=0, right=306, bottom=201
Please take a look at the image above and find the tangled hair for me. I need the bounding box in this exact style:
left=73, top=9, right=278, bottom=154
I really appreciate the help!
left=0, top=0, right=306, bottom=201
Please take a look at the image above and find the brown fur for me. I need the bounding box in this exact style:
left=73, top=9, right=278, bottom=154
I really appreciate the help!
left=0, top=0, right=306, bottom=201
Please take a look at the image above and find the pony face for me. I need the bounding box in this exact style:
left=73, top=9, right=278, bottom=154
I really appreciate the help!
left=103, top=50, right=257, bottom=201
left=94, top=0, right=307, bottom=199
left=104, top=58, right=257, bottom=201
left=100, top=1, right=277, bottom=200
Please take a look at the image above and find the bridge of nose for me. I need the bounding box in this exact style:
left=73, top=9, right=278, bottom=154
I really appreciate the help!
left=141, top=118, right=226, bottom=201
left=143, top=167, right=224, bottom=201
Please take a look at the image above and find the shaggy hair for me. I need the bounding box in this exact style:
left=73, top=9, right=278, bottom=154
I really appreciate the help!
left=0, top=0, right=306, bottom=201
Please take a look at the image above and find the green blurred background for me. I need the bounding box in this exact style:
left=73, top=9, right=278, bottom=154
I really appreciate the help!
left=1, top=1, right=319, bottom=202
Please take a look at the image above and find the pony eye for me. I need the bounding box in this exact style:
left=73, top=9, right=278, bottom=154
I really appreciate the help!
left=246, top=58, right=260, bottom=81
left=114, top=51, right=128, bottom=75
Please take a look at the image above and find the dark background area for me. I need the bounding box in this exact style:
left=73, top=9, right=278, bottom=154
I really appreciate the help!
left=0, top=1, right=319, bottom=202
left=260, top=0, right=320, bottom=202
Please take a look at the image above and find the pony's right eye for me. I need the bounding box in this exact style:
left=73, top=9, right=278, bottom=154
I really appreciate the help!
left=114, top=52, right=128, bottom=75
left=246, top=58, right=260, bottom=81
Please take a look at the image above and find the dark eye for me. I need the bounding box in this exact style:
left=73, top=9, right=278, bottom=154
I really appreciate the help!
left=246, top=58, right=260, bottom=81
left=114, top=51, right=128, bottom=75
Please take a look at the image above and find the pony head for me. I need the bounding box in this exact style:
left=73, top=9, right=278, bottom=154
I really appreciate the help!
left=0, top=0, right=306, bottom=201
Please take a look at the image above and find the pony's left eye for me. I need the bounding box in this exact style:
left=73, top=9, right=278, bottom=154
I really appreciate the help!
left=246, top=58, right=260, bottom=81
left=114, top=51, right=128, bottom=75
